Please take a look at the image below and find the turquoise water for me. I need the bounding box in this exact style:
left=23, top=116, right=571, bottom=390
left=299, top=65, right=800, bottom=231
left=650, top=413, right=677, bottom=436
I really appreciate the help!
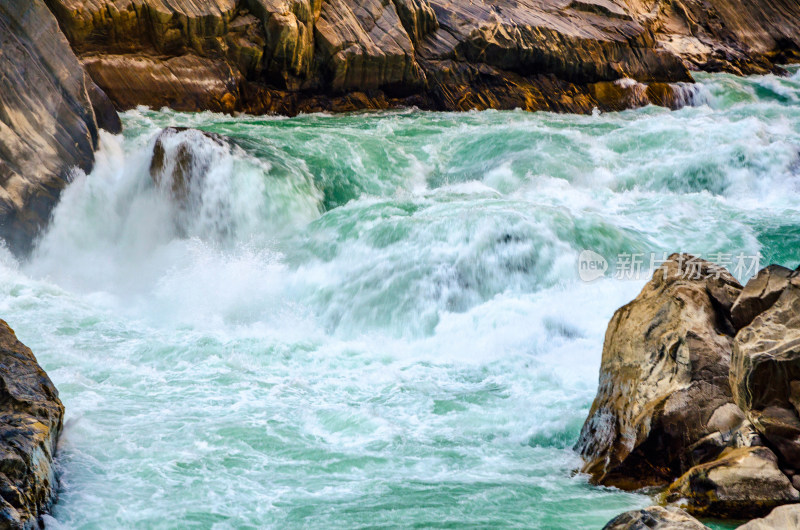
left=1, top=67, right=799, bottom=528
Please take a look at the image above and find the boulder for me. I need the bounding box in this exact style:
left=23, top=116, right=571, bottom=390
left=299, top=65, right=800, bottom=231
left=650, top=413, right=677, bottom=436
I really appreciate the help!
left=0, top=319, right=64, bottom=528
left=149, top=127, right=229, bottom=203
left=575, top=254, right=743, bottom=489
left=731, top=276, right=800, bottom=467
left=603, top=506, right=709, bottom=530
left=0, top=0, right=117, bottom=255
left=665, top=447, right=799, bottom=519
left=730, top=265, right=797, bottom=330
left=738, top=504, right=800, bottom=529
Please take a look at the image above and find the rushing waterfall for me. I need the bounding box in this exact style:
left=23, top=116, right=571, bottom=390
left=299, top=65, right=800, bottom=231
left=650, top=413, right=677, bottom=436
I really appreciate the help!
left=1, top=68, right=799, bottom=528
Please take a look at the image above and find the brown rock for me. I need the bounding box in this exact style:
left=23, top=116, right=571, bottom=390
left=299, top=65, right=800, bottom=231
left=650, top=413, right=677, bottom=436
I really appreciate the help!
left=603, top=506, right=709, bottom=530
left=665, top=447, right=799, bottom=519
left=731, top=277, right=800, bottom=466
left=730, top=265, right=797, bottom=330
left=0, top=0, right=115, bottom=255
left=0, top=319, right=64, bottom=527
left=575, top=254, right=743, bottom=489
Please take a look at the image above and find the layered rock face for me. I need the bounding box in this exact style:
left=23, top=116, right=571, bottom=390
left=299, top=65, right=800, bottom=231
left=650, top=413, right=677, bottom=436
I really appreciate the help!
left=603, top=506, right=709, bottom=530
left=44, top=0, right=800, bottom=115
left=0, top=320, right=64, bottom=528
left=580, top=255, right=800, bottom=522
left=0, top=0, right=119, bottom=256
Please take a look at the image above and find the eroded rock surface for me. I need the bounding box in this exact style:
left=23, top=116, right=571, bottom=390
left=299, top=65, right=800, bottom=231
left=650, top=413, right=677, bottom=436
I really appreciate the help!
left=575, top=254, right=742, bottom=489
left=603, top=505, right=709, bottom=530
left=0, top=0, right=117, bottom=256
left=0, top=319, right=64, bottom=528
left=43, top=0, right=800, bottom=115
left=665, top=447, right=799, bottom=519
left=738, top=504, right=800, bottom=530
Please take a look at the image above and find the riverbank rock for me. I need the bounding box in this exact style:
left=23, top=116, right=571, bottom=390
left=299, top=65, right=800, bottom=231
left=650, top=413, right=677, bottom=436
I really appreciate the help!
left=738, top=504, right=800, bottom=529
left=731, top=276, right=800, bottom=468
left=730, top=265, right=798, bottom=331
left=574, top=254, right=743, bottom=489
left=0, top=0, right=118, bottom=256
left=665, top=447, right=799, bottom=519
left=0, top=319, right=64, bottom=528
left=42, top=0, right=800, bottom=115
left=603, top=506, right=709, bottom=529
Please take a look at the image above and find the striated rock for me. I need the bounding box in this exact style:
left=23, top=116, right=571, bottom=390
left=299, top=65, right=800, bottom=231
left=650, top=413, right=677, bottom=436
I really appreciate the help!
left=43, top=0, right=800, bottom=115
left=603, top=505, right=709, bottom=530
left=0, top=319, right=64, bottom=528
left=575, top=254, right=743, bottom=489
left=731, top=276, right=800, bottom=467
left=82, top=54, right=243, bottom=113
left=737, top=504, right=800, bottom=529
left=665, top=447, right=799, bottom=519
left=0, top=0, right=117, bottom=256
left=730, top=265, right=797, bottom=331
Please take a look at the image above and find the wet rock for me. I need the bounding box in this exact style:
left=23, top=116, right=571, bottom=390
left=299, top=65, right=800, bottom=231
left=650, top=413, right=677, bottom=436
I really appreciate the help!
left=0, top=0, right=116, bottom=255
left=665, top=447, right=799, bottom=519
left=738, top=504, right=800, bottom=529
left=575, top=254, right=743, bottom=489
left=730, top=265, right=797, bottom=330
left=43, top=0, right=800, bottom=115
left=0, top=319, right=64, bottom=528
left=603, top=505, right=709, bottom=530
left=731, top=277, right=800, bottom=466
left=149, top=127, right=229, bottom=202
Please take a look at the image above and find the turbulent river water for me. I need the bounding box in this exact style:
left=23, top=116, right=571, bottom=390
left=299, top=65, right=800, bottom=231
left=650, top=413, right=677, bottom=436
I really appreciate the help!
left=2, top=67, right=800, bottom=528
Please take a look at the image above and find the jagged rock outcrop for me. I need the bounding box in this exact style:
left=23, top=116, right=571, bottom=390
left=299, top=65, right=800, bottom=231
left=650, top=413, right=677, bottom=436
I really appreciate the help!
left=574, top=254, right=743, bottom=489
left=738, top=504, right=800, bottom=529
left=0, top=319, right=64, bottom=528
left=0, top=0, right=118, bottom=256
left=603, top=506, right=709, bottom=530
left=665, top=447, right=799, bottom=519
left=42, top=0, right=800, bottom=115
left=582, top=258, right=800, bottom=525
left=731, top=276, right=800, bottom=471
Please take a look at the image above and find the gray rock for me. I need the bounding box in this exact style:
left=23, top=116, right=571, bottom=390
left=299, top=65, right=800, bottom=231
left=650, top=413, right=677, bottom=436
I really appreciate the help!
left=603, top=506, right=709, bottom=529
left=738, top=504, right=800, bottom=529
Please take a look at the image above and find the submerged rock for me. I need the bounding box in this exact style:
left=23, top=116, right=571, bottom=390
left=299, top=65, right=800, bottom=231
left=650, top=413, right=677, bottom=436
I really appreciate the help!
left=665, top=447, right=799, bottom=519
left=0, top=319, right=64, bottom=527
left=574, top=254, right=742, bottom=489
left=42, top=0, right=800, bottom=115
left=603, top=506, right=709, bottom=529
left=149, top=127, right=229, bottom=203
left=0, top=0, right=118, bottom=256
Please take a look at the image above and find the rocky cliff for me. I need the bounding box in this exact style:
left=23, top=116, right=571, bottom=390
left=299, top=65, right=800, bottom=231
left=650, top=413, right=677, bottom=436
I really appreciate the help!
left=0, top=320, right=64, bottom=528
left=0, top=0, right=119, bottom=256
left=43, top=0, right=800, bottom=116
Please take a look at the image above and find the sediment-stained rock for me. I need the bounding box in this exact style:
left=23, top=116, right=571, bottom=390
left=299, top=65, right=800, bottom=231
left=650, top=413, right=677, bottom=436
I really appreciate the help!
left=574, top=255, right=743, bottom=489
left=0, top=319, right=64, bottom=528
left=0, top=0, right=117, bottom=256
left=665, top=447, right=799, bottom=519
left=603, top=505, right=709, bottom=529
left=42, top=0, right=800, bottom=115
left=731, top=276, right=800, bottom=468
